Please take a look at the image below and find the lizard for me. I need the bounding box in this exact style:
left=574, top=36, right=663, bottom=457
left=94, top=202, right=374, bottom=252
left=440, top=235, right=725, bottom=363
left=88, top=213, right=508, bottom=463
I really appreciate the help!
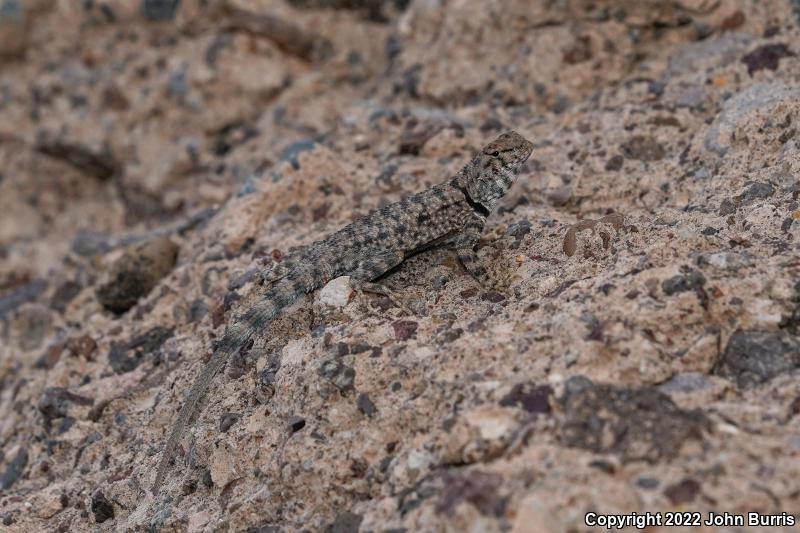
left=152, top=130, right=534, bottom=493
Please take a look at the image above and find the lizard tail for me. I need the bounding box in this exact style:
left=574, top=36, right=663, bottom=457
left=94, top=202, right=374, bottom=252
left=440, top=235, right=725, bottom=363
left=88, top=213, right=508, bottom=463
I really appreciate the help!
left=152, top=283, right=300, bottom=493
left=151, top=339, right=231, bottom=493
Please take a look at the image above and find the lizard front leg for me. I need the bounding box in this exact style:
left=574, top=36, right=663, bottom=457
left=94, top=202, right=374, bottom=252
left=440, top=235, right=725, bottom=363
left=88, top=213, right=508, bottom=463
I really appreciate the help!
left=454, top=214, right=504, bottom=290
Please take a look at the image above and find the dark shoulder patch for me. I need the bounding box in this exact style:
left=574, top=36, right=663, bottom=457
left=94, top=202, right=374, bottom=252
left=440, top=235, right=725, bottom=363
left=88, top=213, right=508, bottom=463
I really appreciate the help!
left=455, top=183, right=490, bottom=217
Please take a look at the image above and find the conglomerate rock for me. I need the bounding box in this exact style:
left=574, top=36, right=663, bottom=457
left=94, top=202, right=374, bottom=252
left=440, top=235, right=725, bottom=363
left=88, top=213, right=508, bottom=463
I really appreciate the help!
left=0, top=1, right=799, bottom=531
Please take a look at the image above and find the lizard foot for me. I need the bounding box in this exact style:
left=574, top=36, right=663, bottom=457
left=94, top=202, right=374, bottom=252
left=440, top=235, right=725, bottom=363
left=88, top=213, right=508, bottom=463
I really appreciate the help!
left=351, top=280, right=414, bottom=315
left=482, top=272, right=512, bottom=293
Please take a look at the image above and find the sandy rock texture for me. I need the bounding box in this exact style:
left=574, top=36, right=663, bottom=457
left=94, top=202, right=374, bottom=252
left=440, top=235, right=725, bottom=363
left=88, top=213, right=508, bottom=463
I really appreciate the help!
left=1, top=0, right=799, bottom=531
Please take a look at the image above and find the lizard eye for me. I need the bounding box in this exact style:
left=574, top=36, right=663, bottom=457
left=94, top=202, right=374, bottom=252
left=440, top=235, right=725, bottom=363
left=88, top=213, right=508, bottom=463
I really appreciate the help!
left=491, top=151, right=499, bottom=157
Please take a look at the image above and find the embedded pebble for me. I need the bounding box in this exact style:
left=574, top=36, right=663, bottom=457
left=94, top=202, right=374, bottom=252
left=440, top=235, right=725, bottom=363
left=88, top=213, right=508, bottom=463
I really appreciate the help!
left=280, top=139, right=317, bottom=170
left=437, top=471, right=504, bottom=517
left=498, top=383, right=552, bottom=414
left=288, top=415, right=306, bottom=433
left=738, top=182, right=775, bottom=204
left=37, top=387, right=93, bottom=421
left=706, top=251, right=754, bottom=271
left=318, top=355, right=355, bottom=392
left=605, top=154, right=624, bottom=171
left=219, top=413, right=240, bottom=433
left=187, top=299, right=209, bottom=322
left=392, top=319, right=418, bottom=341
left=49, top=280, right=81, bottom=312
left=704, top=83, right=800, bottom=155
left=713, top=330, right=800, bottom=389
left=658, top=373, right=712, bottom=394
left=741, top=43, right=794, bottom=75
left=357, top=393, right=377, bottom=417
left=663, top=478, right=701, bottom=505
left=439, top=405, right=517, bottom=465
left=661, top=270, right=706, bottom=295
left=620, top=136, right=665, bottom=161
left=317, top=276, right=354, bottom=309
left=331, top=511, right=363, bottom=533
left=96, top=236, right=179, bottom=314
left=209, top=443, right=240, bottom=488
left=107, top=326, right=174, bottom=373
left=0, top=448, right=27, bottom=490
left=14, top=305, right=52, bottom=351
left=141, top=0, right=180, bottom=21
left=0, top=280, right=47, bottom=320
left=90, top=490, right=114, bottom=523
left=66, top=334, right=97, bottom=359
left=666, top=32, right=752, bottom=77
left=559, top=376, right=710, bottom=462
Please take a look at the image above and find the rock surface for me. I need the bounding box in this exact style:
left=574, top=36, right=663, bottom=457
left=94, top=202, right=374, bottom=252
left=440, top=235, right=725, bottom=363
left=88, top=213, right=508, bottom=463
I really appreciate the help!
left=1, top=1, right=800, bottom=531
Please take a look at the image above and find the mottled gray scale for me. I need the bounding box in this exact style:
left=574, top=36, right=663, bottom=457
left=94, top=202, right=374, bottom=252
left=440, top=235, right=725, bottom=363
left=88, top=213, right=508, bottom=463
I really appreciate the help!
left=153, top=131, right=533, bottom=493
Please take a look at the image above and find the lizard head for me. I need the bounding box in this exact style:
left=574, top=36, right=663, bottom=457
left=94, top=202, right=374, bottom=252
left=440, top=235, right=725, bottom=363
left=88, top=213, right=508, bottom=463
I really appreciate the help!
left=466, top=130, right=534, bottom=211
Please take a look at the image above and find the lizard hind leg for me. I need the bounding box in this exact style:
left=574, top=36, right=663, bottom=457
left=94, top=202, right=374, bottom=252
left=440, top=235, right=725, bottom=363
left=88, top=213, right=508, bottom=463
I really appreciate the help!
left=351, top=279, right=413, bottom=315
left=347, top=250, right=412, bottom=314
